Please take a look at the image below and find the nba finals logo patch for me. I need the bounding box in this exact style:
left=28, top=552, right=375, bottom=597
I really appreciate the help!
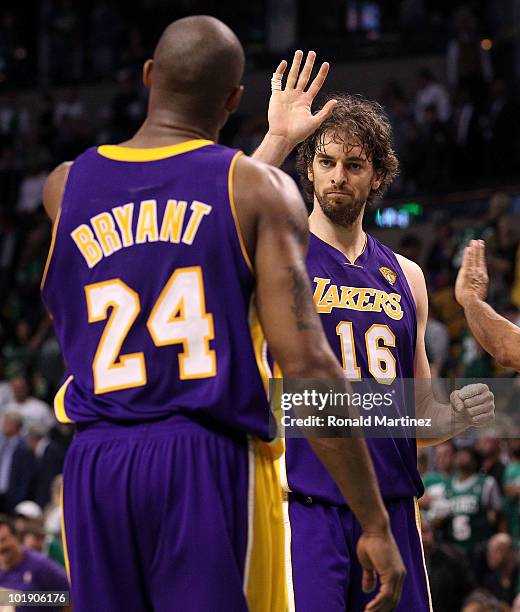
left=380, top=266, right=397, bottom=285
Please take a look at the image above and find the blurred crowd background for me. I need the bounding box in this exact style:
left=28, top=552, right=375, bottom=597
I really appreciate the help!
left=0, top=1, right=519, bottom=610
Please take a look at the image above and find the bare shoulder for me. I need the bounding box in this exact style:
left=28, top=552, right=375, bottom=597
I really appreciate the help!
left=394, top=253, right=428, bottom=310
left=234, top=154, right=302, bottom=208
left=43, top=161, right=73, bottom=222
left=394, top=253, right=426, bottom=287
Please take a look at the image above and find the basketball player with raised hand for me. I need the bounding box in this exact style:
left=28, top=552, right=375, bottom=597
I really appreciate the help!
left=456, top=239, right=520, bottom=370
left=253, top=51, right=496, bottom=611
left=41, top=18, right=405, bottom=612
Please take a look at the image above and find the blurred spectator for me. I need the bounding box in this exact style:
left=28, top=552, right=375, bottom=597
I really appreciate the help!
left=426, top=222, right=455, bottom=290
left=44, top=0, right=83, bottom=85
left=422, top=442, right=456, bottom=516
left=2, top=376, right=54, bottom=433
left=397, top=233, right=421, bottom=263
left=21, top=520, right=46, bottom=554
left=414, top=68, right=451, bottom=125
left=459, top=331, right=494, bottom=378
left=450, top=87, right=482, bottom=183
left=43, top=475, right=65, bottom=568
left=89, top=1, right=119, bottom=80
left=413, top=104, right=451, bottom=192
left=441, top=447, right=502, bottom=554
left=461, top=589, right=504, bottom=612
left=481, top=80, right=517, bottom=178
left=53, top=87, right=84, bottom=128
left=16, top=155, right=47, bottom=214
left=0, top=515, right=69, bottom=611
left=26, top=424, right=64, bottom=509
left=0, top=412, right=34, bottom=514
left=474, top=533, right=519, bottom=606
left=503, top=439, right=520, bottom=543
left=111, top=73, right=145, bottom=141
left=446, top=7, right=493, bottom=95
left=425, top=304, right=451, bottom=379
left=422, top=515, right=476, bottom=611
left=477, top=436, right=507, bottom=495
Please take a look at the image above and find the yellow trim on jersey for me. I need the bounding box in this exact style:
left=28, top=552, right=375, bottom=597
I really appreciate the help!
left=97, top=139, right=214, bottom=162
left=60, top=481, right=71, bottom=583
left=244, top=438, right=287, bottom=612
left=249, top=301, right=284, bottom=459
left=414, top=497, right=434, bottom=612
left=228, top=151, right=254, bottom=272
left=40, top=208, right=62, bottom=291
left=54, top=375, right=75, bottom=423
left=282, top=498, right=296, bottom=611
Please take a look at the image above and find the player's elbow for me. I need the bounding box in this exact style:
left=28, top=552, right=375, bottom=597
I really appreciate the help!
left=494, top=345, right=520, bottom=371
left=278, top=348, right=342, bottom=379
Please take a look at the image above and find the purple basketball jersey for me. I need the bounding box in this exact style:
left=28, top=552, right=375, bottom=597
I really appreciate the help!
left=283, top=233, right=424, bottom=501
left=41, top=140, right=273, bottom=440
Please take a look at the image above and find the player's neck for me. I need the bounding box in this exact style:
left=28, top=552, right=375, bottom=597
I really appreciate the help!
left=123, top=112, right=218, bottom=148
left=309, top=205, right=366, bottom=263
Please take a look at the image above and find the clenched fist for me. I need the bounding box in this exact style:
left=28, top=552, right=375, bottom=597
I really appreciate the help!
left=450, top=383, right=495, bottom=428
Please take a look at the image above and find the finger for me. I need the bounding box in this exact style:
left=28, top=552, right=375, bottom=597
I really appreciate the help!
left=286, top=49, right=303, bottom=89
left=306, top=61, right=330, bottom=97
left=458, top=383, right=488, bottom=401
left=364, top=582, right=395, bottom=612
left=460, top=246, right=470, bottom=271
left=471, top=412, right=496, bottom=426
left=450, top=390, right=465, bottom=413
left=468, top=241, right=479, bottom=273
left=274, top=59, right=288, bottom=79
left=464, top=391, right=494, bottom=409
left=466, top=403, right=494, bottom=418
left=296, top=50, right=316, bottom=90
left=362, top=568, right=377, bottom=593
left=477, top=240, right=487, bottom=270
left=313, top=98, right=337, bottom=125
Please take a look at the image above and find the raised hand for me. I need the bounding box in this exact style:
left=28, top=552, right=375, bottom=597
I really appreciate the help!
left=267, top=50, right=337, bottom=148
left=455, top=240, right=489, bottom=307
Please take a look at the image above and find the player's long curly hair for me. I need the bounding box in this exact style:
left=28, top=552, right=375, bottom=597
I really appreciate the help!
left=296, top=94, right=399, bottom=204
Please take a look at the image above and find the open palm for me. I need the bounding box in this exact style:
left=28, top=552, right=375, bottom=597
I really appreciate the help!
left=267, top=50, right=337, bottom=146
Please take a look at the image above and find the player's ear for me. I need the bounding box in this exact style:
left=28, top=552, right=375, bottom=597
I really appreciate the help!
left=143, top=59, right=153, bottom=89
left=225, top=85, right=244, bottom=114
left=371, top=170, right=384, bottom=192
left=307, top=165, right=314, bottom=183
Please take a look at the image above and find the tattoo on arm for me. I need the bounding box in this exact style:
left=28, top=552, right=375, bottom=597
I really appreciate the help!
left=286, top=263, right=318, bottom=331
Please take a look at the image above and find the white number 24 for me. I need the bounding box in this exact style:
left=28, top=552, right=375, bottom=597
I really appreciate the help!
left=85, top=266, right=216, bottom=394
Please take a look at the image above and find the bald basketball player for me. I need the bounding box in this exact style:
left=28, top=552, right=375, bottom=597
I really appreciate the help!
left=41, top=17, right=404, bottom=612
left=456, top=239, right=520, bottom=370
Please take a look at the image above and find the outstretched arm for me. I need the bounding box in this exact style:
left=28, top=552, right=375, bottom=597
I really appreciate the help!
left=397, top=254, right=494, bottom=446
left=253, top=50, right=337, bottom=167
left=456, top=240, right=520, bottom=370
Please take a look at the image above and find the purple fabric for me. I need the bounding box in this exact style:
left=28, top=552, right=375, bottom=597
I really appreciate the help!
left=42, top=144, right=272, bottom=440
left=288, top=496, right=430, bottom=611
left=0, top=548, right=69, bottom=612
left=286, top=233, right=424, bottom=503
left=62, top=415, right=250, bottom=611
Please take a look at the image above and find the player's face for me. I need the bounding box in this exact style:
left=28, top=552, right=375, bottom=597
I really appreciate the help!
left=308, top=134, right=382, bottom=227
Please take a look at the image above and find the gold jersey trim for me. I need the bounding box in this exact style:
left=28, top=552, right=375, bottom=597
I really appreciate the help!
left=97, top=139, right=214, bottom=162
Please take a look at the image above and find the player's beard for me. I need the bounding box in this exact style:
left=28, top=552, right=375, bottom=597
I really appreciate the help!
left=314, top=188, right=366, bottom=227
